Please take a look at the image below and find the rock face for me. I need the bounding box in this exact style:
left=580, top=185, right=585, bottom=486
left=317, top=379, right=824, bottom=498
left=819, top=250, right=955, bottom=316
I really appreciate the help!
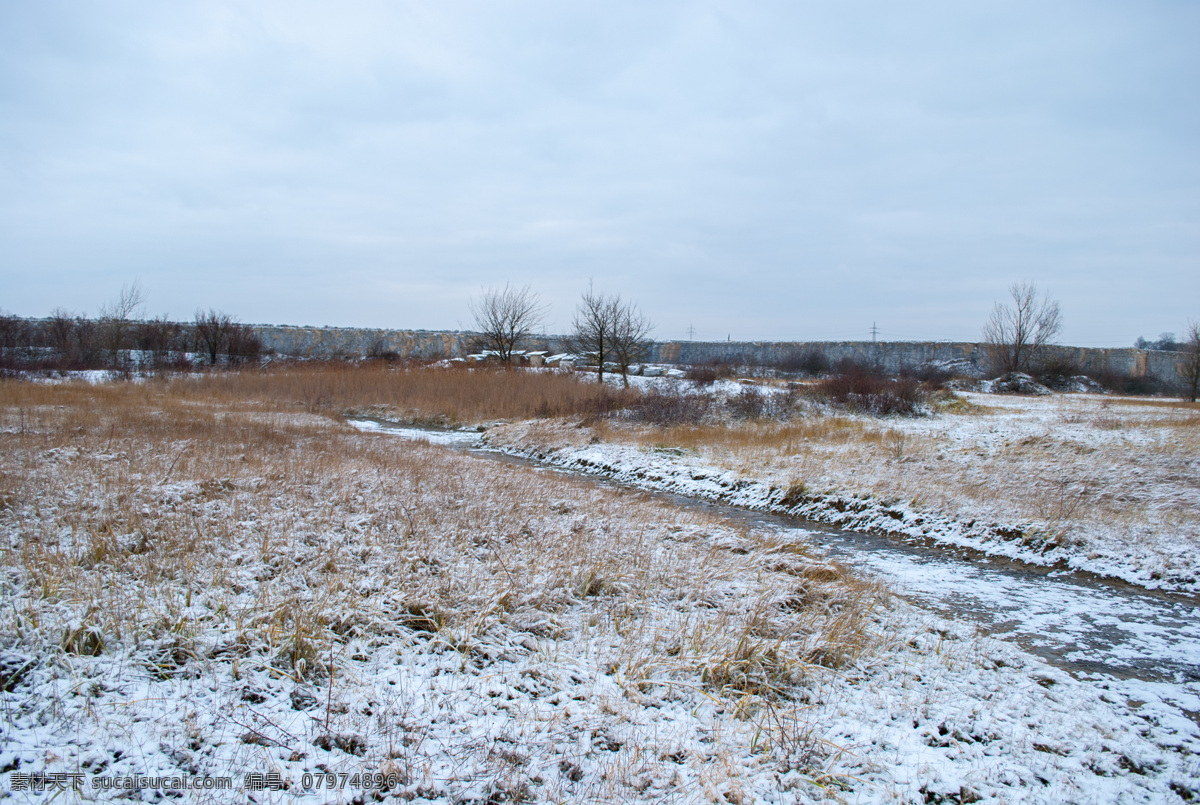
left=255, top=326, right=476, bottom=360
left=249, top=325, right=1190, bottom=384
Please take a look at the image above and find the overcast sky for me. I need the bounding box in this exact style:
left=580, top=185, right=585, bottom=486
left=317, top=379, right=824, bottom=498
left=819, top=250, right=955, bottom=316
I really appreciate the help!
left=2, top=2, right=1197, bottom=345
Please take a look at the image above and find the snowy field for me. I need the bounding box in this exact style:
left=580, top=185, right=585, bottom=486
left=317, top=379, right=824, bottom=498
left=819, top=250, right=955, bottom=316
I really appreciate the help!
left=485, top=388, right=1200, bottom=595
left=2, top=378, right=1198, bottom=803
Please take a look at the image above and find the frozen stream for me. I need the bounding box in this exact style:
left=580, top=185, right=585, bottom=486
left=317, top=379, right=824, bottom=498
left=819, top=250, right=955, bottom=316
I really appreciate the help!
left=349, top=418, right=1200, bottom=725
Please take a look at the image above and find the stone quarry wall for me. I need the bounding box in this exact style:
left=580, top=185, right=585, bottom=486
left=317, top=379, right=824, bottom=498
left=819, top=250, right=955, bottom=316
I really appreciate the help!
left=252, top=324, right=1188, bottom=382
left=643, top=339, right=1186, bottom=381
left=256, top=326, right=474, bottom=360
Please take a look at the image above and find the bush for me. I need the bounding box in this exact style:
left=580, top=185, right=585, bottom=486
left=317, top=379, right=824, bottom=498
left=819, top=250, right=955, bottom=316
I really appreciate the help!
left=813, top=367, right=928, bottom=416
left=575, top=387, right=633, bottom=423
left=773, top=349, right=830, bottom=377
left=898, top=363, right=953, bottom=387
left=227, top=323, right=263, bottom=366
left=623, top=381, right=802, bottom=426
left=366, top=339, right=401, bottom=362
left=1135, top=334, right=1180, bottom=351
left=1086, top=369, right=1168, bottom=396
left=833, top=358, right=885, bottom=378
left=684, top=361, right=736, bottom=386
left=1031, top=353, right=1081, bottom=391
left=0, top=314, right=30, bottom=372
left=625, top=388, right=718, bottom=426
left=727, top=385, right=767, bottom=420
left=729, top=383, right=801, bottom=420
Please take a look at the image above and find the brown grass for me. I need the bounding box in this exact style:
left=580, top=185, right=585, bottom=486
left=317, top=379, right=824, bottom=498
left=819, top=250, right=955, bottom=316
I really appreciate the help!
left=177, top=363, right=636, bottom=424
left=552, top=393, right=1200, bottom=567
left=1096, top=396, right=1200, bottom=411
left=629, top=418, right=874, bottom=453
left=0, top=363, right=633, bottom=430
left=0, top=375, right=892, bottom=793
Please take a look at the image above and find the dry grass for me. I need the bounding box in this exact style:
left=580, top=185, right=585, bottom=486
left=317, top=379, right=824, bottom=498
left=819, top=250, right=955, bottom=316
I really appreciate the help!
left=631, top=418, right=873, bottom=453
left=1097, top=396, right=1200, bottom=411
left=622, top=418, right=934, bottom=464
left=523, top=392, right=1200, bottom=577
left=610, top=418, right=932, bottom=486
left=0, top=376, right=891, bottom=796
left=173, top=362, right=634, bottom=424
left=0, top=363, right=635, bottom=428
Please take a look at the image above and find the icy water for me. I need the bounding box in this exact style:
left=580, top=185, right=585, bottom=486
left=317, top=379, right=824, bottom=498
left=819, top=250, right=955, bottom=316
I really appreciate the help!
left=349, top=418, right=1200, bottom=721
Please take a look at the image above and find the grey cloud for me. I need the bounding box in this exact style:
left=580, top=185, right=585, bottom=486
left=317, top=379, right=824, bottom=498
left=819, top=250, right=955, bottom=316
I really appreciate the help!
left=1, top=1, right=1197, bottom=344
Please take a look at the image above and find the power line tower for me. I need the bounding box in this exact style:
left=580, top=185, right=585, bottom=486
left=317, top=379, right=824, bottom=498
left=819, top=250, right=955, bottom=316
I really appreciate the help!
left=870, top=322, right=879, bottom=343
left=686, top=324, right=696, bottom=341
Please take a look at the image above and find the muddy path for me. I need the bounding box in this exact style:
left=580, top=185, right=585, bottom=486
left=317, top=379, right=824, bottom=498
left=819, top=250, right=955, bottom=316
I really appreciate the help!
left=350, top=418, right=1200, bottom=727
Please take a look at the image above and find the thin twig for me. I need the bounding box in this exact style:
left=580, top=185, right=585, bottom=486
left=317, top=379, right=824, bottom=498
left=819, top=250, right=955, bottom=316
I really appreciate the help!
left=155, top=441, right=191, bottom=486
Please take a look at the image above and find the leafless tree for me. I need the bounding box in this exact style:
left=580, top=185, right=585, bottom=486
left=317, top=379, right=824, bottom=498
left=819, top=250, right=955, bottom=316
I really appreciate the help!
left=981, top=282, right=1062, bottom=375
left=0, top=311, right=25, bottom=352
left=193, top=310, right=261, bottom=367
left=568, top=285, right=652, bottom=385
left=75, top=317, right=101, bottom=367
left=609, top=300, right=654, bottom=387
left=137, top=315, right=189, bottom=370
left=227, top=321, right=263, bottom=366
left=194, top=309, right=234, bottom=366
left=1182, top=321, right=1200, bottom=403
left=45, top=308, right=76, bottom=363
left=0, top=311, right=29, bottom=371
left=468, top=284, right=546, bottom=363
left=98, top=280, right=146, bottom=369
left=567, top=285, right=619, bottom=384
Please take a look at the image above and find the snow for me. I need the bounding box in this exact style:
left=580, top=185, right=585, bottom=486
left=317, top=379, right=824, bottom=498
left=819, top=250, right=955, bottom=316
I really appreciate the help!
left=481, top=390, right=1200, bottom=596
left=3, top=398, right=1199, bottom=802
left=346, top=417, right=481, bottom=446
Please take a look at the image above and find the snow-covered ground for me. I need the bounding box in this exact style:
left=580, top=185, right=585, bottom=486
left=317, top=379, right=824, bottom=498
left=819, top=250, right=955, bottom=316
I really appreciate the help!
left=3, top=384, right=1199, bottom=803
left=483, top=390, right=1200, bottom=595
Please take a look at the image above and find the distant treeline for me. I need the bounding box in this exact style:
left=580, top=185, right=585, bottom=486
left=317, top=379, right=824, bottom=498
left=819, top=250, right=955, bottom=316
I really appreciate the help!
left=0, top=311, right=263, bottom=373
left=1134, top=333, right=1186, bottom=352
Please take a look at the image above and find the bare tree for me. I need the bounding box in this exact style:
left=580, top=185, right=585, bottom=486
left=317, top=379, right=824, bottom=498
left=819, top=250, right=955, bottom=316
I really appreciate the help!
left=609, top=300, right=654, bottom=387
left=0, top=311, right=29, bottom=371
left=227, top=322, right=263, bottom=366
left=567, top=285, right=619, bottom=383
left=1182, top=321, right=1200, bottom=403
left=45, top=308, right=83, bottom=367
left=194, top=309, right=234, bottom=366
left=468, top=284, right=546, bottom=363
left=1135, top=332, right=1181, bottom=351
left=981, top=282, right=1062, bottom=375
left=193, top=310, right=261, bottom=367
left=98, top=280, right=146, bottom=369
left=137, top=315, right=189, bottom=370
left=568, top=284, right=652, bottom=385
left=0, top=311, right=26, bottom=352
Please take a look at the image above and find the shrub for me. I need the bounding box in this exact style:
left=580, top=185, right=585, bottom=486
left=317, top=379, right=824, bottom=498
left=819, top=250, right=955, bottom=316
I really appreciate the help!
left=728, top=385, right=767, bottom=420
left=833, top=358, right=885, bottom=378
left=1031, top=353, right=1081, bottom=391
left=227, top=323, right=263, bottom=366
left=1087, top=369, right=1168, bottom=396
left=773, top=349, right=830, bottom=377
left=623, top=382, right=801, bottom=426
left=625, top=388, right=717, bottom=426
left=898, top=363, right=953, bottom=388
left=684, top=361, right=736, bottom=386
left=366, top=339, right=401, bottom=362
left=0, top=314, right=31, bottom=372
left=813, top=367, right=928, bottom=416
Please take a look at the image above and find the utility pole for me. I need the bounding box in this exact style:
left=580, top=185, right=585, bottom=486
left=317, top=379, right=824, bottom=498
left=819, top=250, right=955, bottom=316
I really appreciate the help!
left=871, top=322, right=879, bottom=343
left=686, top=324, right=696, bottom=341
